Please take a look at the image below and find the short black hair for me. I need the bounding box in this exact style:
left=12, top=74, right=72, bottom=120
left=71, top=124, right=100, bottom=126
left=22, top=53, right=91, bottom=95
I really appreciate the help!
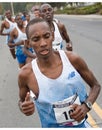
left=26, top=18, right=49, bottom=39
left=40, top=3, right=53, bottom=13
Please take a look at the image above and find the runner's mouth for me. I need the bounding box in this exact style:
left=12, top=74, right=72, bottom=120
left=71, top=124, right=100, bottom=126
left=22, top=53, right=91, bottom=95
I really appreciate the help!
left=40, top=49, right=49, bottom=55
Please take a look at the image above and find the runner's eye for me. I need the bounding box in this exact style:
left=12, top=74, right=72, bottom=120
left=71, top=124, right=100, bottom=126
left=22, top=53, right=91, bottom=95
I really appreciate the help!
left=42, top=8, right=53, bottom=13
left=31, top=37, right=39, bottom=42
left=44, top=33, right=50, bottom=39
left=48, top=8, right=53, bottom=12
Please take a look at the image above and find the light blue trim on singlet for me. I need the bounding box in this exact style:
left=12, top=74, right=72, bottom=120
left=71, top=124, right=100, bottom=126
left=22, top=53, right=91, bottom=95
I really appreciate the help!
left=31, top=50, right=89, bottom=128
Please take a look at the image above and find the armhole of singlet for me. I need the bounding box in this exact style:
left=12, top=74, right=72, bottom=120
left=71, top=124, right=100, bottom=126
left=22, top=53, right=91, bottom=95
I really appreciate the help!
left=58, top=50, right=71, bottom=66
left=31, top=59, right=37, bottom=74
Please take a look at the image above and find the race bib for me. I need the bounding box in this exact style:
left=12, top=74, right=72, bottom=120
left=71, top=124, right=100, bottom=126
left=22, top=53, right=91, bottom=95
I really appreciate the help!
left=52, top=94, right=84, bottom=126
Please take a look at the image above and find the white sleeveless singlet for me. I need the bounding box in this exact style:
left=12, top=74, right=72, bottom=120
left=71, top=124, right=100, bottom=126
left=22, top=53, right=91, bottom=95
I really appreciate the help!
left=52, top=21, right=63, bottom=50
left=31, top=50, right=89, bottom=128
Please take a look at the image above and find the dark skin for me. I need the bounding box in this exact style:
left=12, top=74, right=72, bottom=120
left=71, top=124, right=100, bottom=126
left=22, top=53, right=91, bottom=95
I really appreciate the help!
left=0, top=10, right=15, bottom=36
left=8, top=27, right=25, bottom=49
left=0, top=10, right=16, bottom=59
left=8, top=15, right=29, bottom=68
left=40, top=3, right=73, bottom=51
left=8, top=15, right=25, bottom=48
left=57, top=21, right=72, bottom=51
left=18, top=21, right=101, bottom=122
left=23, top=4, right=72, bottom=60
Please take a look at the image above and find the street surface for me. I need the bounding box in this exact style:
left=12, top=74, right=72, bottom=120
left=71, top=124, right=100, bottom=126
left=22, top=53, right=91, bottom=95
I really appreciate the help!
left=0, top=14, right=102, bottom=128
left=55, top=14, right=102, bottom=128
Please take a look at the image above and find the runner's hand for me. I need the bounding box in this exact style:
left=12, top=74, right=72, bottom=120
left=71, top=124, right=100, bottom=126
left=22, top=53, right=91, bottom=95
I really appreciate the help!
left=21, top=92, right=35, bottom=116
left=69, top=104, right=88, bottom=122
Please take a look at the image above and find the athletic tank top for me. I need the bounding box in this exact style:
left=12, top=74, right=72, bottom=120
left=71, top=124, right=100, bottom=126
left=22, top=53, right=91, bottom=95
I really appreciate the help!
left=52, top=21, right=63, bottom=50
left=31, top=50, right=88, bottom=127
left=14, top=26, right=27, bottom=55
left=5, top=18, right=16, bottom=33
left=5, top=18, right=17, bottom=44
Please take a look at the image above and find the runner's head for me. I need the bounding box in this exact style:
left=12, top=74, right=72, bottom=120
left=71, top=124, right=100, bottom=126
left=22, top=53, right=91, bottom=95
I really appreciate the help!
left=40, top=3, right=54, bottom=22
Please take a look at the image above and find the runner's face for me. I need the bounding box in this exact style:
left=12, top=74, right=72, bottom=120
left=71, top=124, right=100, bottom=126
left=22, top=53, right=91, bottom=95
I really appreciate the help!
left=40, top=5, right=54, bottom=22
left=26, top=15, right=30, bottom=21
left=5, top=10, right=12, bottom=19
left=34, top=9, right=40, bottom=18
left=15, top=16, right=23, bottom=26
left=28, top=22, right=54, bottom=58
